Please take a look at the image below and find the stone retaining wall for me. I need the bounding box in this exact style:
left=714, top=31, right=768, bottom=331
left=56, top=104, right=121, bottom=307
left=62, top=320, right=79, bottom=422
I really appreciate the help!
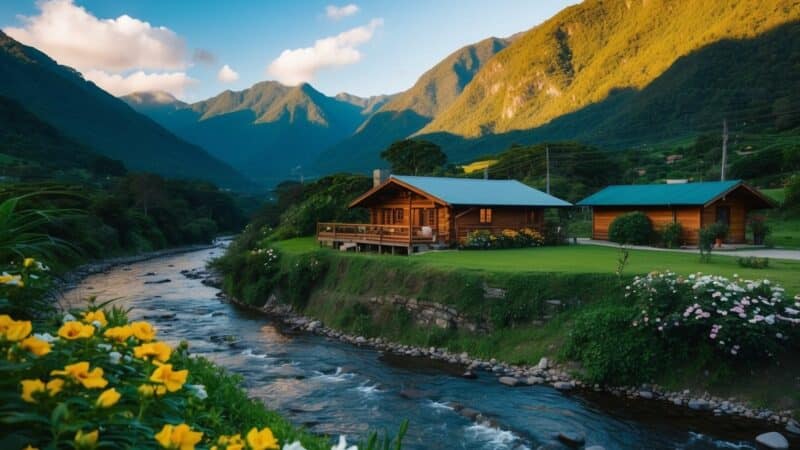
left=366, top=294, right=491, bottom=333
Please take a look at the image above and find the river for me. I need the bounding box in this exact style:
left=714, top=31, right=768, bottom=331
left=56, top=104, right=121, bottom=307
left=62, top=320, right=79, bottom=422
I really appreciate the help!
left=63, top=246, right=773, bottom=450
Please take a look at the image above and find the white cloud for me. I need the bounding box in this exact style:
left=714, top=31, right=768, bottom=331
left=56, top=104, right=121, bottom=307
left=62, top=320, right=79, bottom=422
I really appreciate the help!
left=3, top=0, right=195, bottom=98
left=217, top=64, right=240, bottom=83
left=83, top=70, right=196, bottom=97
left=326, top=4, right=359, bottom=20
left=3, top=0, right=187, bottom=72
left=267, top=18, right=382, bottom=85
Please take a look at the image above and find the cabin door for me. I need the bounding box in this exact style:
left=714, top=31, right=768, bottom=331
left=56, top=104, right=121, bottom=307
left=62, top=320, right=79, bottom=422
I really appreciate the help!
left=716, top=206, right=731, bottom=228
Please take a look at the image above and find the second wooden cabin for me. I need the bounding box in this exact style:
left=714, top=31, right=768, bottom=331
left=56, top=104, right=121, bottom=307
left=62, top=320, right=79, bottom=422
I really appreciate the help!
left=577, top=180, right=775, bottom=245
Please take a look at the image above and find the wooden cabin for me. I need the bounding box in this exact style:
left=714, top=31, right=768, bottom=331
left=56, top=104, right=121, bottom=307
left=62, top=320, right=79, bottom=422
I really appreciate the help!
left=577, top=180, right=775, bottom=245
left=317, top=175, right=571, bottom=253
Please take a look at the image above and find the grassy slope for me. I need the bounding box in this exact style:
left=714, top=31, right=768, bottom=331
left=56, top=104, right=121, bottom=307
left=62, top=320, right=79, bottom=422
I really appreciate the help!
left=272, top=238, right=800, bottom=412
left=277, top=238, right=800, bottom=295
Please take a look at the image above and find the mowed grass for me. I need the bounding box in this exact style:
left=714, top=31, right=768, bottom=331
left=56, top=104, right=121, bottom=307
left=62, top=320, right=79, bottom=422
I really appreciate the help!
left=276, top=237, right=800, bottom=295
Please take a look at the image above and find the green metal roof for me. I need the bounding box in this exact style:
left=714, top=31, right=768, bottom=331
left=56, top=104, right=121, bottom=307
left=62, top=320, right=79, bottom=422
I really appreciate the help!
left=391, top=175, right=572, bottom=207
left=577, top=180, right=743, bottom=206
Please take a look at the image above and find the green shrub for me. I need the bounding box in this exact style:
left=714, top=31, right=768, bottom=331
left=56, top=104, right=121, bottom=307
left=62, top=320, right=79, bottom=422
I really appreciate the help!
left=608, top=212, right=653, bottom=245
left=563, top=303, right=664, bottom=384
left=661, top=222, right=683, bottom=249
left=284, top=253, right=329, bottom=309
left=785, top=173, right=800, bottom=210
left=698, top=225, right=717, bottom=262
left=737, top=256, right=770, bottom=269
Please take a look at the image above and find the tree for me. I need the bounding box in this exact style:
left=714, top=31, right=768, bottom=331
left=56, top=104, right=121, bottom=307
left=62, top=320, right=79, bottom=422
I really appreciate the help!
left=380, top=139, right=446, bottom=175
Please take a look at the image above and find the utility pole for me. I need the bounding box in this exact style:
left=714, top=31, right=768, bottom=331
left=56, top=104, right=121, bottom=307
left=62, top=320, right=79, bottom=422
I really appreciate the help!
left=545, top=145, right=551, bottom=194
left=720, top=119, right=728, bottom=181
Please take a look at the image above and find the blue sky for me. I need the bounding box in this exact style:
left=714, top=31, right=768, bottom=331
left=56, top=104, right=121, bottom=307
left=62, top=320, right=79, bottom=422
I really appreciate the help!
left=0, top=0, right=575, bottom=102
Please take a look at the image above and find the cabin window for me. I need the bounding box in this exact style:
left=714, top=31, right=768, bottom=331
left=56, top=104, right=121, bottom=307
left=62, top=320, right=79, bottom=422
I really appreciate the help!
left=428, top=209, right=436, bottom=226
left=479, top=208, right=492, bottom=224
left=394, top=208, right=404, bottom=223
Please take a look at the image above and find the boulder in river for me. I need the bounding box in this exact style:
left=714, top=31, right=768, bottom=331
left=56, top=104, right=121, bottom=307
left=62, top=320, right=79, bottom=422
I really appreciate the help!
left=459, top=407, right=481, bottom=421
left=499, top=376, right=520, bottom=387
left=553, top=381, right=574, bottom=391
left=755, top=431, right=789, bottom=449
left=557, top=431, right=586, bottom=446
left=688, top=399, right=710, bottom=410
left=786, top=419, right=800, bottom=435
left=461, top=371, right=477, bottom=379
left=144, top=278, right=171, bottom=284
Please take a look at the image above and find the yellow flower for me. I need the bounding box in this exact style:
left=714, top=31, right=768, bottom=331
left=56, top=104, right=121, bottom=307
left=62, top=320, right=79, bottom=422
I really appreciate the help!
left=0, top=272, right=23, bottom=287
left=0, top=317, right=32, bottom=342
left=23, top=257, right=35, bottom=268
left=58, top=321, right=95, bottom=340
left=131, top=321, right=157, bottom=341
left=20, top=336, right=51, bottom=356
left=154, top=423, right=203, bottom=450
left=149, top=364, right=188, bottom=392
left=20, top=379, right=45, bottom=403
left=138, top=383, right=167, bottom=397
left=47, top=378, right=64, bottom=396
left=217, top=434, right=243, bottom=448
left=246, top=427, right=279, bottom=450
left=74, top=430, right=99, bottom=450
left=51, top=362, right=108, bottom=389
left=23, top=445, right=39, bottom=450
left=133, top=341, right=172, bottom=362
left=104, top=325, right=133, bottom=343
left=81, top=310, right=108, bottom=328
left=96, top=387, right=121, bottom=408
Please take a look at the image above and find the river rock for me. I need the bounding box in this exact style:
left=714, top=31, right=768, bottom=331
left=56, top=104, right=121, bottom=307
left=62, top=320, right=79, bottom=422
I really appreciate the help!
left=499, top=376, right=520, bottom=387
left=462, top=371, right=477, bottom=379
left=459, top=407, right=481, bottom=420
left=557, top=431, right=585, bottom=446
left=786, top=419, right=800, bottom=435
left=585, top=446, right=605, bottom=450
left=553, top=381, right=574, bottom=391
left=688, top=399, right=710, bottom=411
left=537, top=357, right=550, bottom=370
left=526, top=376, right=545, bottom=385
left=639, top=391, right=654, bottom=400
left=755, top=432, right=789, bottom=449
left=144, top=278, right=171, bottom=284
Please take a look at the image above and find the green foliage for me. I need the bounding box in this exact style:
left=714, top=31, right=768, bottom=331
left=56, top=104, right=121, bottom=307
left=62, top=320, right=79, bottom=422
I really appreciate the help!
left=698, top=225, right=717, bottom=262
left=463, top=228, right=545, bottom=250
left=608, top=212, right=653, bottom=245
left=284, top=254, right=329, bottom=310
left=269, top=174, right=371, bottom=239
left=380, top=139, right=447, bottom=176
left=786, top=173, right=800, bottom=210
left=661, top=222, right=683, bottom=249
left=0, top=193, right=78, bottom=263
left=737, top=256, right=770, bottom=269
left=563, top=303, right=665, bottom=384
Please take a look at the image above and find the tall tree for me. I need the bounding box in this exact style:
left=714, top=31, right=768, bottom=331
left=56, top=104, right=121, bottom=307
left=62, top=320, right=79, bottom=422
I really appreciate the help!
left=380, top=139, right=447, bottom=175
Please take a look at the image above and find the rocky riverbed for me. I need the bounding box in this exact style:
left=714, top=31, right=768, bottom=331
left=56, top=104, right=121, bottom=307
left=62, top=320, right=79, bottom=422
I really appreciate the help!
left=191, top=266, right=799, bottom=448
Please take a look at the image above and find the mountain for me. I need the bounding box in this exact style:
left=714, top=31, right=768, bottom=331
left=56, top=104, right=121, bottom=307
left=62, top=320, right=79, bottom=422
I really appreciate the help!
left=417, top=0, right=800, bottom=160
left=313, top=36, right=510, bottom=173
left=334, top=92, right=396, bottom=116
left=126, top=82, right=367, bottom=185
left=0, top=31, right=248, bottom=189
left=0, top=95, right=125, bottom=180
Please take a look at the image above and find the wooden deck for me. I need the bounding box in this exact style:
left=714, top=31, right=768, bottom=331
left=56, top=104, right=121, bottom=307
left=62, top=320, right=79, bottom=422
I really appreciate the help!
left=316, top=222, right=440, bottom=249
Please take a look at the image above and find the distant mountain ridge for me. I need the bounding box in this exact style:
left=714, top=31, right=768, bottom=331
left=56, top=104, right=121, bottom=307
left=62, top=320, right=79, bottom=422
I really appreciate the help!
left=416, top=0, right=800, bottom=160
left=0, top=31, right=248, bottom=189
left=125, top=81, right=368, bottom=185
left=312, top=36, right=511, bottom=173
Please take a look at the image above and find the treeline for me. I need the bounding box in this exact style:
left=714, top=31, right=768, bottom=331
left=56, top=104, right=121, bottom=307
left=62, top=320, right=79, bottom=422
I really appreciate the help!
left=0, top=174, right=248, bottom=265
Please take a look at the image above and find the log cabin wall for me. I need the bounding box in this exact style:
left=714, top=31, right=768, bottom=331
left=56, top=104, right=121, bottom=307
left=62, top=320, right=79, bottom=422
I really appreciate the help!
left=700, top=189, right=750, bottom=243
left=363, top=187, right=450, bottom=243
left=592, top=206, right=702, bottom=244
left=453, top=206, right=543, bottom=243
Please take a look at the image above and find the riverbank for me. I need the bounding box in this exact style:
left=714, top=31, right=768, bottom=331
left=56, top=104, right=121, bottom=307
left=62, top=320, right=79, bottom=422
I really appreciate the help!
left=210, top=237, right=800, bottom=446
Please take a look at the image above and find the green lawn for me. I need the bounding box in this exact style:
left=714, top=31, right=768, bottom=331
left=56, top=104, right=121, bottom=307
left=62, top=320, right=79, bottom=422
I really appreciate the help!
left=762, top=187, right=785, bottom=204
left=276, top=237, right=800, bottom=295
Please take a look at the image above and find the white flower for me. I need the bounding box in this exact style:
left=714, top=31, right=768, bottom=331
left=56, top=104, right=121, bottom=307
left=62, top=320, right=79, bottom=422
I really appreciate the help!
left=331, top=435, right=357, bottom=450
left=63, top=313, right=77, bottom=323
left=186, top=384, right=208, bottom=400
left=97, top=343, right=112, bottom=351
left=33, top=332, right=56, bottom=343
left=109, top=351, right=122, bottom=364
left=283, top=442, right=308, bottom=450
left=92, top=320, right=104, bottom=329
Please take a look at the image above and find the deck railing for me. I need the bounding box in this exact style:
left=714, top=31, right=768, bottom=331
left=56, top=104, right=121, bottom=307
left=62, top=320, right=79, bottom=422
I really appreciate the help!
left=316, top=222, right=438, bottom=246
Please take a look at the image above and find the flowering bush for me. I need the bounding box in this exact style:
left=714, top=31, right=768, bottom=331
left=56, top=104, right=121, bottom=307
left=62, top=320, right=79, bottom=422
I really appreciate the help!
left=628, top=271, right=799, bottom=359
left=462, top=228, right=545, bottom=250
left=0, top=303, right=332, bottom=450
